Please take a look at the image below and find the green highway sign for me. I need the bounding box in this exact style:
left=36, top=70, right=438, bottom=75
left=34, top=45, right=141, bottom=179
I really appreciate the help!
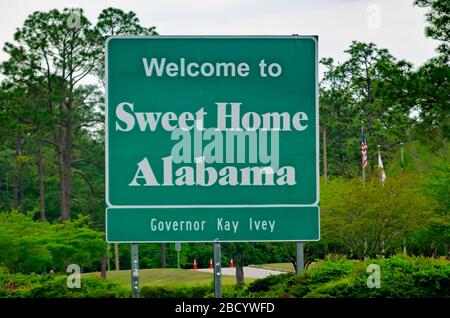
left=105, top=36, right=319, bottom=242
left=107, top=207, right=319, bottom=242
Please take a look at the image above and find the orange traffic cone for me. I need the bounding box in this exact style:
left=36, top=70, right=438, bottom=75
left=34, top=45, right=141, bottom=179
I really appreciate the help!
left=230, top=258, right=234, bottom=268
left=209, top=259, right=213, bottom=269
left=193, top=259, right=198, bottom=270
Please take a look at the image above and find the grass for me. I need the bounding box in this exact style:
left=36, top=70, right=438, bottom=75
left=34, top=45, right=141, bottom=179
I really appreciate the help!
left=83, top=268, right=253, bottom=289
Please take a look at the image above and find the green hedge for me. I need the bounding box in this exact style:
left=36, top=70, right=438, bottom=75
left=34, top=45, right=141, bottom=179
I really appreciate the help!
left=140, top=285, right=212, bottom=298
left=0, top=212, right=105, bottom=274
left=140, top=284, right=249, bottom=298
left=1, top=255, right=447, bottom=298
left=139, top=256, right=450, bottom=298
left=246, top=255, right=450, bottom=298
left=0, top=272, right=128, bottom=298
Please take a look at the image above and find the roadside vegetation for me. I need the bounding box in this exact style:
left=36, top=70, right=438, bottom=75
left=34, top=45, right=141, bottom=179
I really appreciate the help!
left=0, top=0, right=448, bottom=297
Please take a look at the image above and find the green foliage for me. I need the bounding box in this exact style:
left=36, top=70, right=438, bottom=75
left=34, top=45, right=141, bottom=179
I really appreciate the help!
left=140, top=283, right=248, bottom=298
left=424, top=159, right=450, bottom=216
left=415, top=0, right=450, bottom=58
left=140, top=285, right=212, bottom=298
left=408, top=222, right=450, bottom=257
left=0, top=7, right=157, bottom=223
left=408, top=58, right=450, bottom=141
left=0, top=211, right=105, bottom=274
left=93, top=7, right=158, bottom=79
left=247, top=273, right=291, bottom=293
left=0, top=4, right=448, bottom=296
left=137, top=256, right=449, bottom=298
left=303, top=256, right=450, bottom=298
left=320, top=41, right=413, bottom=177
left=321, top=174, right=434, bottom=258
left=0, top=273, right=127, bottom=298
left=246, top=256, right=450, bottom=298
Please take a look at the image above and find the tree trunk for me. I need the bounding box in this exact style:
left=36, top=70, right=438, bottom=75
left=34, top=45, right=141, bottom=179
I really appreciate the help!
left=62, top=138, right=72, bottom=220
left=5, top=174, right=9, bottom=210
left=13, top=136, right=21, bottom=210
left=57, top=123, right=67, bottom=221
left=290, top=257, right=297, bottom=273
left=114, top=243, right=120, bottom=271
left=60, top=99, right=73, bottom=221
left=19, top=171, right=23, bottom=211
left=58, top=154, right=68, bottom=220
left=403, top=238, right=407, bottom=255
left=235, top=252, right=245, bottom=286
left=235, top=263, right=245, bottom=286
left=100, top=255, right=107, bottom=279
left=62, top=157, right=71, bottom=220
left=38, top=142, right=46, bottom=221
left=431, top=241, right=437, bottom=258
left=161, top=243, right=167, bottom=268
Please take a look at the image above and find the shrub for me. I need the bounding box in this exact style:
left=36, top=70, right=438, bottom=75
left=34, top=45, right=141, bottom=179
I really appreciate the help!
left=0, top=273, right=127, bottom=298
left=140, top=285, right=212, bottom=298
left=0, top=211, right=105, bottom=274
left=247, top=273, right=291, bottom=293
left=140, top=286, right=172, bottom=298
left=246, top=255, right=450, bottom=298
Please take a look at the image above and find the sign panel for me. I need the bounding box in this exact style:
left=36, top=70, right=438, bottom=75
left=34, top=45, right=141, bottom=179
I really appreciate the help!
left=107, top=207, right=319, bottom=242
left=105, top=36, right=319, bottom=242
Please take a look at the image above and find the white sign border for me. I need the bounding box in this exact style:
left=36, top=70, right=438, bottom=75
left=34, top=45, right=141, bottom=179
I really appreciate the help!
left=105, top=206, right=320, bottom=243
left=105, top=35, right=319, bottom=208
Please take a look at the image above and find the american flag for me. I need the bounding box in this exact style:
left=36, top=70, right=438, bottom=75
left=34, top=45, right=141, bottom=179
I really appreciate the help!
left=362, top=127, right=368, bottom=169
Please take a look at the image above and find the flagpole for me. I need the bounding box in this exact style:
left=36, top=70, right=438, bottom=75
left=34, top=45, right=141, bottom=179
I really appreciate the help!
left=362, top=157, right=366, bottom=184
left=378, top=144, right=386, bottom=186
left=377, top=144, right=381, bottom=185
left=323, top=127, right=328, bottom=181
left=361, top=122, right=366, bottom=185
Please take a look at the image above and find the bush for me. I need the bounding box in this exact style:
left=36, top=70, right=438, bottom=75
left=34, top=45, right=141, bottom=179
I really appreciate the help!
left=247, top=273, right=291, bottom=293
left=140, top=286, right=172, bottom=298
left=0, top=273, right=128, bottom=298
left=140, top=285, right=212, bottom=298
left=246, top=255, right=450, bottom=298
left=0, top=211, right=105, bottom=274
left=5, top=256, right=445, bottom=298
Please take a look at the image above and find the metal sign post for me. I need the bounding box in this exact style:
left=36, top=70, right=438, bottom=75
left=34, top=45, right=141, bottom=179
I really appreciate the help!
left=214, top=242, right=222, bottom=298
left=296, top=242, right=304, bottom=275
left=104, top=36, right=321, bottom=299
left=131, top=243, right=139, bottom=298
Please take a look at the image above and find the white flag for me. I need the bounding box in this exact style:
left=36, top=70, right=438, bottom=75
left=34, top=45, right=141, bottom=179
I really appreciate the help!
left=378, top=148, right=386, bottom=183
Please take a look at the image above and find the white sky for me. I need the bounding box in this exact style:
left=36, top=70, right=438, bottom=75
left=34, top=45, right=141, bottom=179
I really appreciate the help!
left=0, top=0, right=440, bottom=76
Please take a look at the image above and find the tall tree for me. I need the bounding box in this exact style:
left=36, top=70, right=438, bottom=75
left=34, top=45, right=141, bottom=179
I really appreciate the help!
left=321, top=174, right=434, bottom=258
left=320, top=42, right=413, bottom=177
left=415, top=0, right=450, bottom=60
left=407, top=57, right=450, bottom=142
left=93, top=7, right=158, bottom=266
left=93, top=7, right=158, bottom=81
left=3, top=9, right=102, bottom=220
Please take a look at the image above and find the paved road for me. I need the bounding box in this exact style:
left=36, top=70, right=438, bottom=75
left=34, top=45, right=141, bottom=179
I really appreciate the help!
left=197, top=267, right=285, bottom=279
